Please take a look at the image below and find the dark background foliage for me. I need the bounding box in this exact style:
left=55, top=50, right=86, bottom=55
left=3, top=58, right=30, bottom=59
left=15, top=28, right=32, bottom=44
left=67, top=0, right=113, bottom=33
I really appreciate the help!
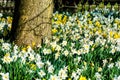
left=54, top=0, right=120, bottom=12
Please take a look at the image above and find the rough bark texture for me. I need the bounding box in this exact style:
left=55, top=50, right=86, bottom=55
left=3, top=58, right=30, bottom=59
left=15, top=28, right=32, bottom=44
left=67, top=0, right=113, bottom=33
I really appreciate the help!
left=12, top=0, right=53, bottom=47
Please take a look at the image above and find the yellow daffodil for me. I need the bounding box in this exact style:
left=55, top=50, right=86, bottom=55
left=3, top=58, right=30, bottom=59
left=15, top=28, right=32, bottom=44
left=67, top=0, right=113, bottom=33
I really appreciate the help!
left=79, top=75, right=87, bottom=80
left=89, top=31, right=93, bottom=35
left=102, top=32, right=107, bottom=38
left=93, top=28, right=97, bottom=32
left=7, top=16, right=13, bottom=24
left=57, top=14, right=62, bottom=21
left=52, top=28, right=58, bottom=34
left=32, top=42, right=36, bottom=47
left=77, top=20, right=80, bottom=24
left=62, top=15, right=67, bottom=24
left=27, top=45, right=31, bottom=49
left=88, top=20, right=92, bottom=24
left=95, top=21, right=101, bottom=28
left=114, top=33, right=120, bottom=39
left=98, top=29, right=102, bottom=34
left=55, top=21, right=62, bottom=25
left=109, top=31, right=114, bottom=37
left=22, top=47, right=27, bottom=52
left=30, top=63, right=37, bottom=70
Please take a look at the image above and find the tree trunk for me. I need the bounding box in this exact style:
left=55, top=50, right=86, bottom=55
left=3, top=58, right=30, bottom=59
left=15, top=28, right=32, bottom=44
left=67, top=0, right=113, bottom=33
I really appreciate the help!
left=11, top=0, right=53, bottom=47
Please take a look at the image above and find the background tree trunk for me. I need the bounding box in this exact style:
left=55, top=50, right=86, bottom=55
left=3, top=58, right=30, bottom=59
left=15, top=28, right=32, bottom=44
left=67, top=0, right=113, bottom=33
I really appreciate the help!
left=11, top=0, right=53, bottom=47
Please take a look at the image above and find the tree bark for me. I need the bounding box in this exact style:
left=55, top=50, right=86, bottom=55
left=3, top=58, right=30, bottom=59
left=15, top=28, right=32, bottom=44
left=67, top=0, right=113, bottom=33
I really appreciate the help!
left=11, top=0, right=53, bottom=47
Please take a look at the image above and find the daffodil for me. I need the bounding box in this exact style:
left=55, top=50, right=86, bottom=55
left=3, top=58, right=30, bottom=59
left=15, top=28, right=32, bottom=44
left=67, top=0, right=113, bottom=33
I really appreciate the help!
left=95, top=21, right=101, bottom=28
left=22, top=47, right=27, bottom=52
left=1, top=18, right=5, bottom=22
left=109, top=31, right=114, bottom=37
left=98, top=67, right=102, bottom=72
left=0, top=72, right=9, bottom=80
left=88, top=20, right=92, bottom=24
left=29, top=63, right=37, bottom=70
left=7, top=16, right=13, bottom=24
left=32, top=41, right=36, bottom=47
left=2, top=53, right=13, bottom=63
left=52, top=28, right=58, bottom=34
left=79, top=75, right=87, bottom=80
left=62, top=15, right=67, bottom=24
left=114, top=33, right=120, bottom=39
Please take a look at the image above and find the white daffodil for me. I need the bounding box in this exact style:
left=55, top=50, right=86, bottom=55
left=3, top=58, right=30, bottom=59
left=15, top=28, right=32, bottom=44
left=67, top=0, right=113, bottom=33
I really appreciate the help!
left=55, top=45, right=61, bottom=52
left=28, top=53, right=35, bottom=61
left=36, top=61, right=44, bottom=69
left=2, top=43, right=11, bottom=51
left=2, top=53, right=13, bottom=64
left=115, top=61, right=120, bottom=69
left=95, top=72, right=101, bottom=80
left=43, top=48, right=52, bottom=55
left=71, top=71, right=77, bottom=79
left=62, top=40, right=67, bottom=46
left=0, top=72, right=9, bottom=80
left=58, top=68, right=67, bottom=80
left=63, top=50, right=69, bottom=56
left=55, top=52, right=60, bottom=60
left=108, top=63, right=114, bottom=69
left=50, top=75, right=58, bottom=80
left=48, top=65, right=54, bottom=73
left=38, top=70, right=46, bottom=78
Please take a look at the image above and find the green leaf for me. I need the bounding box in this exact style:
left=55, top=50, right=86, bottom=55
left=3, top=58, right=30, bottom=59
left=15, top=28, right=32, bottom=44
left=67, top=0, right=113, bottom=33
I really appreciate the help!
left=106, top=2, right=111, bottom=9
left=113, top=3, right=118, bottom=10
left=99, top=2, right=104, bottom=9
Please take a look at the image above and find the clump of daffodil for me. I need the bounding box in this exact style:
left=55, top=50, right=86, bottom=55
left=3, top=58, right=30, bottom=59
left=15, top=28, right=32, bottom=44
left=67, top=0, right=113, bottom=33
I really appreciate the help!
left=52, top=13, right=68, bottom=25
